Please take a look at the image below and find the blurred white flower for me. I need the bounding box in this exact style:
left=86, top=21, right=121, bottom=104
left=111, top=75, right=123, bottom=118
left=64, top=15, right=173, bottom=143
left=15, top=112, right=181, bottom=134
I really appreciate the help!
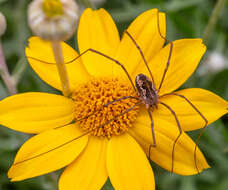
left=198, top=51, right=227, bottom=75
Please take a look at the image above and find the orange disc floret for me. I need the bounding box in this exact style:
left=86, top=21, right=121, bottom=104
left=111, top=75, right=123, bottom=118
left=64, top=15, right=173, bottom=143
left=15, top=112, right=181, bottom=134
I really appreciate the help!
left=72, top=77, right=139, bottom=138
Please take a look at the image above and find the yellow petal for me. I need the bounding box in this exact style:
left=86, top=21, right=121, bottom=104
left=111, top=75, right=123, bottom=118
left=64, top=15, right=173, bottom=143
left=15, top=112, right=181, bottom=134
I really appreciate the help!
left=138, top=39, right=206, bottom=95
left=77, top=8, right=120, bottom=77
left=59, top=136, right=108, bottom=190
left=8, top=124, right=88, bottom=181
left=115, top=9, right=166, bottom=80
left=26, top=37, right=90, bottom=91
left=0, top=92, right=74, bottom=134
left=130, top=110, right=210, bottom=175
left=155, top=88, right=228, bottom=131
left=107, top=133, right=155, bottom=190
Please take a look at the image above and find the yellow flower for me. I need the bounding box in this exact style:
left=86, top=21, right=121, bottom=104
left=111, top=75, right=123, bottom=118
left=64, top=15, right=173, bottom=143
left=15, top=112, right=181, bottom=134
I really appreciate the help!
left=0, top=8, right=228, bottom=189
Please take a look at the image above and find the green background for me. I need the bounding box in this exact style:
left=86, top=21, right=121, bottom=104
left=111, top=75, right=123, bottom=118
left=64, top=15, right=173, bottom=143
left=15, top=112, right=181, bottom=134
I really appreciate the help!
left=0, top=0, right=228, bottom=189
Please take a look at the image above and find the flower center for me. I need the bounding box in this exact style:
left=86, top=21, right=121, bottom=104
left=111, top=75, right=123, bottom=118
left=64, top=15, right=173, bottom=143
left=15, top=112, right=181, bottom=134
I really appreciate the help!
left=72, top=77, right=139, bottom=138
left=42, top=0, right=64, bottom=18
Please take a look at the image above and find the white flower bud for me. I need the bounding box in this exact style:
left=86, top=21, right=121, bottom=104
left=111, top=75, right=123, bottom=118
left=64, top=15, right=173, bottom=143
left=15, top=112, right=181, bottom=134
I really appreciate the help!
left=0, top=12, right=7, bottom=37
left=28, top=0, right=79, bottom=41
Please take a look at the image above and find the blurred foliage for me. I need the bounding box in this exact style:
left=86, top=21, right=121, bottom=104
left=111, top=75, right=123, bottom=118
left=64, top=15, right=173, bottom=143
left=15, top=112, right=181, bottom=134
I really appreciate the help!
left=0, top=0, right=228, bottom=190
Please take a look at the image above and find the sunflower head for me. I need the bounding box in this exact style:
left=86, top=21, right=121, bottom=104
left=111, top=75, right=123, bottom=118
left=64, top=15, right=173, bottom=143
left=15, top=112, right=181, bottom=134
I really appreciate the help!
left=72, top=77, right=139, bottom=138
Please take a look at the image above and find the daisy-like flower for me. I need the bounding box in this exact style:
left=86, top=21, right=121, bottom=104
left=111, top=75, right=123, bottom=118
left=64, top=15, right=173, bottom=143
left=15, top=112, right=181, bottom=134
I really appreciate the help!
left=0, top=8, right=228, bottom=189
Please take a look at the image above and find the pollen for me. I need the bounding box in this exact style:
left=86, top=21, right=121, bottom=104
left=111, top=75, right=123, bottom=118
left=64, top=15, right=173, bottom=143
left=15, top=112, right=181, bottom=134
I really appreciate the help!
left=72, top=77, right=139, bottom=138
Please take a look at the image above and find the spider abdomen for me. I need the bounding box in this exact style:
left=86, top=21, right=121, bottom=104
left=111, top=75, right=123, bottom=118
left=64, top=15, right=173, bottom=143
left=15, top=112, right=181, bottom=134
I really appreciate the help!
left=135, top=74, right=158, bottom=108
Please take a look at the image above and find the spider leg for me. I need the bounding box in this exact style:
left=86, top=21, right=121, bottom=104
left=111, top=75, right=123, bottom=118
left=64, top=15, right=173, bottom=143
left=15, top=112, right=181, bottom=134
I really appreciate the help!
left=156, top=9, right=169, bottom=44
left=123, top=9, right=172, bottom=88
left=13, top=101, right=142, bottom=166
left=158, top=42, right=173, bottom=91
left=161, top=92, right=208, bottom=174
left=147, top=109, right=156, bottom=158
left=159, top=101, right=182, bottom=173
left=155, top=9, right=174, bottom=92
left=123, top=30, right=155, bottom=85
left=104, top=96, right=139, bottom=107
left=27, top=48, right=136, bottom=92
left=54, top=95, right=139, bottom=130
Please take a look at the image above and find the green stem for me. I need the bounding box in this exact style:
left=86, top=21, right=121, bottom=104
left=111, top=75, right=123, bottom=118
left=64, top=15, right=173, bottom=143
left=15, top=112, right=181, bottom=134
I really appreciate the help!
left=51, top=41, right=71, bottom=97
left=0, top=40, right=17, bottom=95
left=203, top=0, right=226, bottom=44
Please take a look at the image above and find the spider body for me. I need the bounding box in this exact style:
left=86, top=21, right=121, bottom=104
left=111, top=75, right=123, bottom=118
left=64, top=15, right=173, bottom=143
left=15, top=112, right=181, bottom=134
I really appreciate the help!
left=135, top=74, right=158, bottom=109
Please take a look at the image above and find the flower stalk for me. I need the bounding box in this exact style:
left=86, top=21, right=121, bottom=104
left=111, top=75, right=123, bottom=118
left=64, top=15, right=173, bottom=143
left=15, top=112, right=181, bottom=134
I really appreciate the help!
left=0, top=41, right=17, bottom=95
left=203, top=0, right=226, bottom=44
left=51, top=41, right=70, bottom=97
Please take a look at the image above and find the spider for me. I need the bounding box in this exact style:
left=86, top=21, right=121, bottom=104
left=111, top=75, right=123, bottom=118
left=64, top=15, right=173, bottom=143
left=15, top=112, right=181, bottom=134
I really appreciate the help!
left=23, top=10, right=207, bottom=174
